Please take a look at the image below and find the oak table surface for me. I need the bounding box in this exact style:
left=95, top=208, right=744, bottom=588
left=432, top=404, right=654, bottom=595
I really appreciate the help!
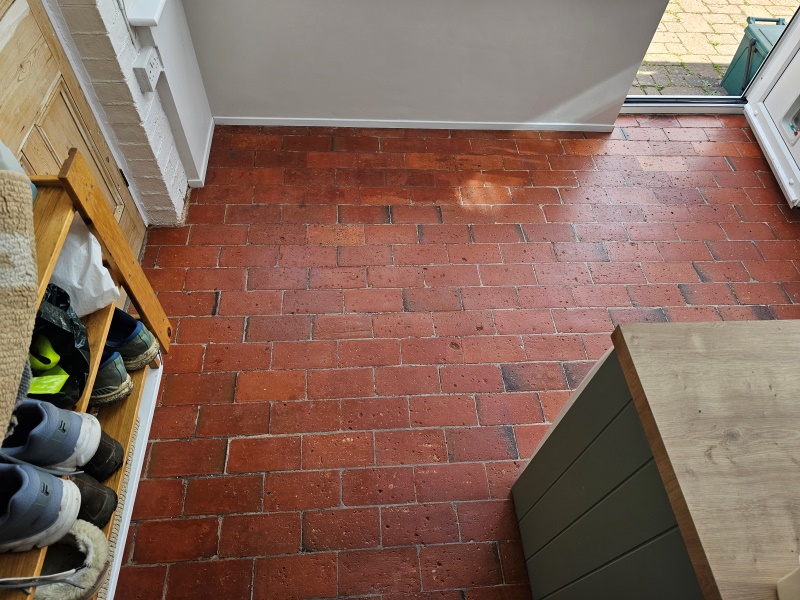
left=612, top=321, right=800, bottom=600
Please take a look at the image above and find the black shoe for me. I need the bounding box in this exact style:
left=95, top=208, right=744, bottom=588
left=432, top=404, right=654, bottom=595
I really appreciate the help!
left=71, top=473, right=118, bottom=530
left=82, top=431, right=123, bottom=482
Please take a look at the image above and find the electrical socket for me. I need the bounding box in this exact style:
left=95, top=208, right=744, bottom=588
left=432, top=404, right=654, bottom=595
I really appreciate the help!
left=133, top=46, right=163, bottom=93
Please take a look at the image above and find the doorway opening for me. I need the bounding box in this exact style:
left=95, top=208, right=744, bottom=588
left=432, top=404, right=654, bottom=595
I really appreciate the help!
left=631, top=0, right=798, bottom=98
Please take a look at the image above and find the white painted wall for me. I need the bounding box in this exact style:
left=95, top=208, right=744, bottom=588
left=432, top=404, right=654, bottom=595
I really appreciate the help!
left=53, top=0, right=189, bottom=225
left=140, top=0, right=214, bottom=186
left=184, top=0, right=669, bottom=130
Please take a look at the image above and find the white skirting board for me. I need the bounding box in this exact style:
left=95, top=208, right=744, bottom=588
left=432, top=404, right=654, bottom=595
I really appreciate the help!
left=213, top=116, right=615, bottom=133
left=104, top=362, right=163, bottom=600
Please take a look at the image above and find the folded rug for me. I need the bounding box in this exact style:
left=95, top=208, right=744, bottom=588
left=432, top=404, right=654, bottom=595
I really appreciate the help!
left=0, top=169, right=37, bottom=434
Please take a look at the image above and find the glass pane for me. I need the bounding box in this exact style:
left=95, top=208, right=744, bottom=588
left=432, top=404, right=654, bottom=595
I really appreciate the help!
left=632, top=0, right=798, bottom=97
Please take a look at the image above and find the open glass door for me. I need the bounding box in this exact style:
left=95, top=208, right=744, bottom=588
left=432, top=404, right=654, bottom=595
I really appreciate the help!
left=746, top=13, right=800, bottom=206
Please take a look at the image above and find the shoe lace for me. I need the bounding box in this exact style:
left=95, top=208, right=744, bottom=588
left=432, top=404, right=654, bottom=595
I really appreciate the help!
left=0, top=569, right=86, bottom=591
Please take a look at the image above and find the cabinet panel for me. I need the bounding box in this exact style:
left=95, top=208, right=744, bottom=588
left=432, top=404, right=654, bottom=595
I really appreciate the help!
left=19, top=124, right=59, bottom=175
left=528, top=461, right=677, bottom=598
left=512, top=351, right=631, bottom=519
left=31, top=82, right=123, bottom=217
left=0, top=0, right=58, bottom=152
left=543, top=529, right=704, bottom=600
left=0, top=0, right=146, bottom=254
left=519, top=401, right=654, bottom=559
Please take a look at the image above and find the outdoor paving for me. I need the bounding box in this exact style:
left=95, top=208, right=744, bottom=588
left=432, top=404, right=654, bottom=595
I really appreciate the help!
left=632, top=0, right=798, bottom=95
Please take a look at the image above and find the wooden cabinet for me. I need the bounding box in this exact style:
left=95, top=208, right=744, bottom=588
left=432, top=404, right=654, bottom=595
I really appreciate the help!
left=513, top=321, right=800, bottom=600
left=0, top=0, right=145, bottom=254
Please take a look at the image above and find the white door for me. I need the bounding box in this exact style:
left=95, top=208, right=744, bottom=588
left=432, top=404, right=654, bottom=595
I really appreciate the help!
left=746, top=11, right=800, bottom=207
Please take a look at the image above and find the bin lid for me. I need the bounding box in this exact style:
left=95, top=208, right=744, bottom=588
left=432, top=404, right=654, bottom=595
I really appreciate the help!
left=745, top=22, right=786, bottom=53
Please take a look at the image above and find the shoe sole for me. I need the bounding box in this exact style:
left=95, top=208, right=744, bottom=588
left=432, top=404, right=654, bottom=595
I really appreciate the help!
left=0, top=479, right=81, bottom=552
left=49, top=413, right=102, bottom=471
left=89, top=372, right=134, bottom=408
left=122, top=340, right=160, bottom=372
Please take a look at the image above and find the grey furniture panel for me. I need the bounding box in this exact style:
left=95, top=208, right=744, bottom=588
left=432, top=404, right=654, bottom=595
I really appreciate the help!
left=528, top=461, right=677, bottom=598
left=519, top=401, right=654, bottom=559
left=541, top=528, right=704, bottom=600
left=512, top=352, right=631, bottom=520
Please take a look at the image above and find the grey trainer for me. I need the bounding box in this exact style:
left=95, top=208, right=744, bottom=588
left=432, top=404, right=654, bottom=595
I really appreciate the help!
left=89, top=351, right=133, bottom=407
left=0, top=462, right=80, bottom=552
left=105, top=309, right=159, bottom=371
left=2, top=400, right=101, bottom=471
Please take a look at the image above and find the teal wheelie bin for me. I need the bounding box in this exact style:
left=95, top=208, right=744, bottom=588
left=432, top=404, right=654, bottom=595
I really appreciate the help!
left=721, top=16, right=786, bottom=94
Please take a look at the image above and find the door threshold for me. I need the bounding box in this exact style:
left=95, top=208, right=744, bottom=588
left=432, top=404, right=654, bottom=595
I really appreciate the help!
left=622, top=96, right=746, bottom=114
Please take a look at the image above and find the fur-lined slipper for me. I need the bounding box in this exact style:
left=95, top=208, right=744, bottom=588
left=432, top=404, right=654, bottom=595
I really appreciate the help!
left=34, top=519, right=110, bottom=600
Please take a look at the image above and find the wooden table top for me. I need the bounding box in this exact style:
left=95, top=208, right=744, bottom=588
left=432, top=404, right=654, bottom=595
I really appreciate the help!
left=612, top=321, right=800, bottom=600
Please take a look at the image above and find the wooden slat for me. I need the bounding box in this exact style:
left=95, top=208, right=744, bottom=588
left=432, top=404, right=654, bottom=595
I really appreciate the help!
left=58, top=149, right=171, bottom=351
left=0, top=550, right=45, bottom=600
left=542, top=528, right=704, bottom=600
left=74, top=302, right=116, bottom=413
left=528, top=460, right=677, bottom=599
left=96, top=366, right=147, bottom=538
left=519, top=401, right=654, bottom=559
left=28, top=175, right=60, bottom=187
left=512, top=349, right=628, bottom=519
left=612, top=321, right=800, bottom=600
left=31, top=186, right=74, bottom=305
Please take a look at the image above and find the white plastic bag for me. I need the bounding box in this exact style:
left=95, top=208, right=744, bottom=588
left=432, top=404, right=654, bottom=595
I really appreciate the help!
left=50, top=213, right=120, bottom=317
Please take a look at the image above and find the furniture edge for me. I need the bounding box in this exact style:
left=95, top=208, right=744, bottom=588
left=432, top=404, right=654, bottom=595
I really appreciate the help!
left=611, top=324, right=721, bottom=600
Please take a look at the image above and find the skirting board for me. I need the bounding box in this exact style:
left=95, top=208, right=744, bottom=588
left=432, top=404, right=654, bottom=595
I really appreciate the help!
left=213, top=116, right=615, bottom=132
left=104, top=362, right=163, bottom=600
left=187, top=117, right=215, bottom=188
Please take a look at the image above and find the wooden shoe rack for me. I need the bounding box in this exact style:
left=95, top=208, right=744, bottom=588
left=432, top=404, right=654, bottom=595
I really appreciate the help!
left=0, top=149, right=171, bottom=599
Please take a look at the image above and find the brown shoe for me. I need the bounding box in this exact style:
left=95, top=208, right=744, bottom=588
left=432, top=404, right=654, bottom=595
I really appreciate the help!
left=82, top=431, right=123, bottom=482
left=71, top=473, right=117, bottom=529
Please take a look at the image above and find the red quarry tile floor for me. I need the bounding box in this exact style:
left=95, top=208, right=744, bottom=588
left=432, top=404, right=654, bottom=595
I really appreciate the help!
left=120, top=114, right=800, bottom=600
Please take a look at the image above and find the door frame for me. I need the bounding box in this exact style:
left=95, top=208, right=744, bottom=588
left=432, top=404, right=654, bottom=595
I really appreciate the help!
left=744, top=12, right=800, bottom=206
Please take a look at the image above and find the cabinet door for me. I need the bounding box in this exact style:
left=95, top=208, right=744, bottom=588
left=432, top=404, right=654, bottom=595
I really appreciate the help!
left=0, top=0, right=146, bottom=253
left=23, top=81, right=124, bottom=218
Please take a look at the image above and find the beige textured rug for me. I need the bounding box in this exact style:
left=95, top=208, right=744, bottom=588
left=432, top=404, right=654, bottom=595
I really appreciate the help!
left=0, top=170, right=37, bottom=434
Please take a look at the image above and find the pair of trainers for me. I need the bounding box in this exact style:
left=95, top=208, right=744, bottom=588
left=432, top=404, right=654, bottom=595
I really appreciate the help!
left=90, top=309, right=159, bottom=408
left=0, top=400, right=122, bottom=552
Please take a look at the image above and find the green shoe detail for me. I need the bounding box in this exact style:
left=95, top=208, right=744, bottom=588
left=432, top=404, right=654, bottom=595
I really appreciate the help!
left=29, top=335, right=60, bottom=372
left=29, top=366, right=70, bottom=395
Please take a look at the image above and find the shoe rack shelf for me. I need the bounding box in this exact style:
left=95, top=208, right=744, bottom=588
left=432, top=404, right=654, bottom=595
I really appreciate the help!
left=0, top=150, right=171, bottom=599
left=75, top=304, right=117, bottom=414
